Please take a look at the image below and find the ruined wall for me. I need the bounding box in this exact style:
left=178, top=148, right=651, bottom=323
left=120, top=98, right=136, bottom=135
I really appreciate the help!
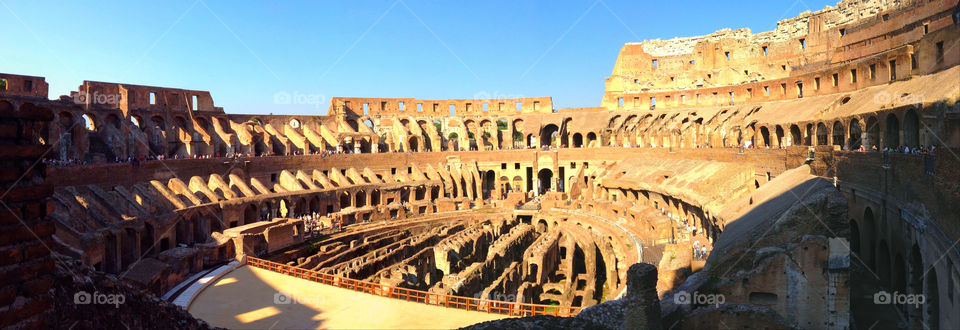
left=0, top=73, right=49, bottom=99
left=329, top=96, right=554, bottom=117
left=603, top=0, right=960, bottom=110
left=72, top=80, right=221, bottom=114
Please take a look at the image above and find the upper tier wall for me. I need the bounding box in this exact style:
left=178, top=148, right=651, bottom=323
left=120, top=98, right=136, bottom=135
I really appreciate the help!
left=0, top=73, right=49, bottom=99
left=329, top=96, right=554, bottom=117
left=603, top=0, right=960, bottom=110
left=71, top=80, right=223, bottom=115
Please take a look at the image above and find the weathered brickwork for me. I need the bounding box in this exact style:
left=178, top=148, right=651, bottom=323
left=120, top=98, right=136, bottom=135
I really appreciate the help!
left=0, top=99, right=54, bottom=328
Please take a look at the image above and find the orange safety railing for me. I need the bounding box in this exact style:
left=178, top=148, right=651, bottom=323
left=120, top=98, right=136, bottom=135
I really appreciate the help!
left=245, top=256, right=582, bottom=317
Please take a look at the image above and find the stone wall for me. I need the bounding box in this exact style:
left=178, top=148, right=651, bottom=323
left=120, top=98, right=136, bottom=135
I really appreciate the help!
left=0, top=100, right=54, bottom=328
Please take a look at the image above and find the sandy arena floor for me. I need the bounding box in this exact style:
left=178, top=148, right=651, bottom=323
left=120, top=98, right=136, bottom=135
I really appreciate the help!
left=188, top=265, right=510, bottom=329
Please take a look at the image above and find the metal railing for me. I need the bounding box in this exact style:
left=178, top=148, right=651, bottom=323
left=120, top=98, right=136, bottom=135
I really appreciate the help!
left=245, top=256, right=581, bottom=317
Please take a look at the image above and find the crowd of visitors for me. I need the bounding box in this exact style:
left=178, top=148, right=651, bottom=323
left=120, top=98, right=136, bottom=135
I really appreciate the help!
left=292, top=212, right=342, bottom=236
left=692, top=240, right=708, bottom=260
left=860, top=144, right=936, bottom=155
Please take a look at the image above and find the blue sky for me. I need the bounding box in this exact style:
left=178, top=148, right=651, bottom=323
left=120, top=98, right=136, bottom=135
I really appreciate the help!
left=0, top=0, right=836, bottom=115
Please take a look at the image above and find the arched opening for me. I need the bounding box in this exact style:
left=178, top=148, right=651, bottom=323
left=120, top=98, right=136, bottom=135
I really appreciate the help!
left=260, top=202, right=273, bottom=220
left=526, top=134, right=536, bottom=148
left=885, top=113, right=900, bottom=148
left=865, top=116, right=880, bottom=149
left=512, top=176, right=523, bottom=195
left=355, top=190, right=366, bottom=208
left=849, top=119, right=862, bottom=150
left=482, top=170, right=495, bottom=200
left=309, top=196, right=321, bottom=214
left=862, top=208, right=877, bottom=270
left=512, top=119, right=524, bottom=149
left=789, top=125, right=802, bottom=146
left=278, top=199, right=289, bottom=218
left=82, top=113, right=96, bottom=131
left=903, top=109, right=919, bottom=147
left=142, top=224, right=155, bottom=257
left=294, top=198, right=307, bottom=216
left=586, top=132, right=597, bottom=147
left=537, top=168, right=553, bottom=195
left=832, top=121, right=845, bottom=146
left=408, top=136, right=419, bottom=152
left=415, top=186, right=426, bottom=200
left=243, top=204, right=257, bottom=226
left=537, top=219, right=548, bottom=233
left=877, top=240, right=891, bottom=287
left=775, top=125, right=784, bottom=147
left=447, top=132, right=459, bottom=151
left=104, top=232, right=118, bottom=273
left=370, top=189, right=381, bottom=205
left=540, top=124, right=559, bottom=147
left=572, top=133, right=583, bottom=148
left=340, top=191, right=351, bottom=208
left=816, top=122, right=829, bottom=145
left=759, top=126, right=771, bottom=147
left=849, top=219, right=861, bottom=255
left=805, top=124, right=814, bottom=146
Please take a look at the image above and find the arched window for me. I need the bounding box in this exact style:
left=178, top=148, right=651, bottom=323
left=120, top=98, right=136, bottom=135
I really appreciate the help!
left=82, top=114, right=96, bottom=131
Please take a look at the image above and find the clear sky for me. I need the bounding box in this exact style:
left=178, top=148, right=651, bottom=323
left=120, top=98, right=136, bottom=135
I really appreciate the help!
left=1, top=0, right=837, bottom=115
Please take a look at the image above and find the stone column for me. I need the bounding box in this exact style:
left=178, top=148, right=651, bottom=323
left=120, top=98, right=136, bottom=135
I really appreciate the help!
left=623, top=263, right=664, bottom=330
left=577, top=263, right=663, bottom=329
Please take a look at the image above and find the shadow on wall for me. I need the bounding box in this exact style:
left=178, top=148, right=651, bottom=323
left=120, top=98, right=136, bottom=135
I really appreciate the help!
left=708, top=166, right=847, bottom=268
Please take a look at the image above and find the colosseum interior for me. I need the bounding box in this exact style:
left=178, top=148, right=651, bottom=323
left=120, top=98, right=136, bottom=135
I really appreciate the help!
left=1, top=0, right=959, bottom=329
